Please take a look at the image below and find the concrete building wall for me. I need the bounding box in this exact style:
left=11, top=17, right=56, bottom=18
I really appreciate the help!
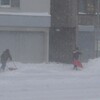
left=49, top=0, right=78, bottom=63
left=21, top=0, right=50, bottom=13
left=0, top=0, right=50, bottom=13
left=77, top=0, right=100, bottom=61
left=0, top=0, right=51, bottom=63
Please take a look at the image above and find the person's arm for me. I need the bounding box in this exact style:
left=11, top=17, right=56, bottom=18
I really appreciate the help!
left=8, top=53, right=12, bottom=61
left=79, top=51, right=82, bottom=55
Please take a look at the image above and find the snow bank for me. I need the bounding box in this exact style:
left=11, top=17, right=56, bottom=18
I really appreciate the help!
left=0, top=58, right=100, bottom=100
left=84, top=58, right=100, bottom=74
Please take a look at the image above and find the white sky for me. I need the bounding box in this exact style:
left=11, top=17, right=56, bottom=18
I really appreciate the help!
left=0, top=58, right=100, bottom=100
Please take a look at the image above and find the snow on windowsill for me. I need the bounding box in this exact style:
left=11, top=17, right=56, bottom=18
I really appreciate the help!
left=78, top=12, right=87, bottom=14
left=78, top=12, right=100, bottom=15
left=0, top=12, right=51, bottom=16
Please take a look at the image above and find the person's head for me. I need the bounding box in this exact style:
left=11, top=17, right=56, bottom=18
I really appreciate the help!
left=75, top=47, right=79, bottom=50
left=5, top=49, right=10, bottom=53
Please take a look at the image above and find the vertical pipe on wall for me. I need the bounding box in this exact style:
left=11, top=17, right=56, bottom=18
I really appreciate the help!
left=95, top=0, right=100, bottom=57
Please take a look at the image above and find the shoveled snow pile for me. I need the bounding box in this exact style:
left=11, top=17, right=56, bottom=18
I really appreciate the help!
left=0, top=58, right=100, bottom=100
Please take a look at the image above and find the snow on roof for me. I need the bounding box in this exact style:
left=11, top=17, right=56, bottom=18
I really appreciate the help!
left=0, top=12, right=51, bottom=16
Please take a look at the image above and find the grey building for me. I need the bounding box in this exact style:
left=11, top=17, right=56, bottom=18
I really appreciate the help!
left=0, top=0, right=98, bottom=64
left=50, top=0, right=100, bottom=63
left=49, top=0, right=77, bottom=63
left=0, top=0, right=51, bottom=63
left=77, top=0, right=100, bottom=62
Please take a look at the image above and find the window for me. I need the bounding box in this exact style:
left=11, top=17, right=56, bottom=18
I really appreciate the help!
left=0, top=0, right=11, bottom=7
left=78, top=0, right=86, bottom=13
left=0, top=0, right=20, bottom=8
left=11, top=0, right=20, bottom=8
left=78, top=0, right=97, bottom=14
left=86, top=0, right=96, bottom=14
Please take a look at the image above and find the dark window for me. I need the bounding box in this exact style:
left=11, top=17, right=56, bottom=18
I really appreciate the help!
left=1, top=0, right=10, bottom=5
left=78, top=0, right=97, bottom=14
left=78, top=0, right=86, bottom=13
left=0, top=0, right=20, bottom=8
left=11, top=0, right=20, bottom=8
left=86, top=0, right=96, bottom=14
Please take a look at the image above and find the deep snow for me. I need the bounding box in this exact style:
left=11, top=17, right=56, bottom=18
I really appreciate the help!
left=0, top=58, right=100, bottom=100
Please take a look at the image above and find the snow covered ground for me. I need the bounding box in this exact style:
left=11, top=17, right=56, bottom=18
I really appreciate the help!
left=0, top=58, right=100, bottom=100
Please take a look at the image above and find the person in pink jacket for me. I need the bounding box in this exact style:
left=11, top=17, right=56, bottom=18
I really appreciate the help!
left=73, top=47, right=83, bottom=70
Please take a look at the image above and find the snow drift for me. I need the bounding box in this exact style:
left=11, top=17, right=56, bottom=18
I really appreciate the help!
left=0, top=58, right=100, bottom=100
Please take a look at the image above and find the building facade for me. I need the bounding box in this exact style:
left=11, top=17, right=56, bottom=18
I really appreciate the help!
left=0, top=0, right=99, bottom=64
left=50, top=0, right=100, bottom=63
left=77, top=0, right=100, bottom=62
left=0, top=0, right=51, bottom=63
left=49, top=0, right=77, bottom=63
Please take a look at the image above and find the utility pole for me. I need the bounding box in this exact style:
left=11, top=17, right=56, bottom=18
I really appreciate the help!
left=96, top=0, right=100, bottom=57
